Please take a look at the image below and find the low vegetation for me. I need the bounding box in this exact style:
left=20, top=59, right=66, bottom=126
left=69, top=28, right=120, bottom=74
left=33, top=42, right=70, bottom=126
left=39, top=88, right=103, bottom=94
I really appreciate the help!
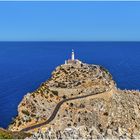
left=0, top=128, right=31, bottom=139
left=22, top=110, right=30, bottom=116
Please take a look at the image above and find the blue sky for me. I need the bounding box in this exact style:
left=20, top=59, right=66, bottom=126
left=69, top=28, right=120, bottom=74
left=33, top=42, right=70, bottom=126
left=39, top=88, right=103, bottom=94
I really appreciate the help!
left=0, top=1, right=140, bottom=41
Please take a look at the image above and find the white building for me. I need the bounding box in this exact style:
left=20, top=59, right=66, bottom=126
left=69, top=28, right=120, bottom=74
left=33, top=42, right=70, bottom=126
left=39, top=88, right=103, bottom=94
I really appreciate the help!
left=65, top=50, right=82, bottom=65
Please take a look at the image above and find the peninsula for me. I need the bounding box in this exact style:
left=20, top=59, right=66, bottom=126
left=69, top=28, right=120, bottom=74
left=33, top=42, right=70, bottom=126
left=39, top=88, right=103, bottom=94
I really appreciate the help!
left=8, top=50, right=140, bottom=139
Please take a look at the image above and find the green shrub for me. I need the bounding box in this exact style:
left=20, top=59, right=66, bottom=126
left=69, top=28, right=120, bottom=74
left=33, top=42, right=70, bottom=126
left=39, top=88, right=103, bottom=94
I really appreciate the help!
left=51, top=90, right=58, bottom=96
left=70, top=103, right=74, bottom=107
left=50, top=94, right=54, bottom=98
left=22, top=110, right=30, bottom=116
left=62, top=95, right=67, bottom=99
left=0, top=128, right=32, bottom=139
left=0, top=131, right=12, bottom=139
left=31, top=114, right=36, bottom=117
left=17, top=121, right=22, bottom=127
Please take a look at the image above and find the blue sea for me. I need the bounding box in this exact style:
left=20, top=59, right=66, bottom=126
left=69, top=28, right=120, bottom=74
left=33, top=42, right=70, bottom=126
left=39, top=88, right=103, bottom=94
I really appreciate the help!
left=0, top=41, right=140, bottom=128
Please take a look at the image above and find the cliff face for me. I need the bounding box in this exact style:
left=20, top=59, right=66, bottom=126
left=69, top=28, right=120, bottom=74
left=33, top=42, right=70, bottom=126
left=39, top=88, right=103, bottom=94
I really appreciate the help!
left=8, top=62, right=140, bottom=139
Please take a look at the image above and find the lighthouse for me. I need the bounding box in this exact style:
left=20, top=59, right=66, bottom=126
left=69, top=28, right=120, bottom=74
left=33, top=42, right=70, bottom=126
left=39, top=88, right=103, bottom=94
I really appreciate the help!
left=71, top=49, right=75, bottom=60
left=65, top=49, right=82, bottom=65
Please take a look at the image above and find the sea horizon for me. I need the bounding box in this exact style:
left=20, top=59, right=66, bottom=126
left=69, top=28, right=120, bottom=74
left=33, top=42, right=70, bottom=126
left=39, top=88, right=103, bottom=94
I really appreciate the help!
left=0, top=41, right=140, bottom=128
left=1, top=41, right=140, bottom=42
left=1, top=1, right=140, bottom=138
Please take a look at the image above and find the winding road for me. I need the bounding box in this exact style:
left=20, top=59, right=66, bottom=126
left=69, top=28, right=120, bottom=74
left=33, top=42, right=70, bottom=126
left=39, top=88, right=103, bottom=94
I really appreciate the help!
left=20, top=88, right=112, bottom=132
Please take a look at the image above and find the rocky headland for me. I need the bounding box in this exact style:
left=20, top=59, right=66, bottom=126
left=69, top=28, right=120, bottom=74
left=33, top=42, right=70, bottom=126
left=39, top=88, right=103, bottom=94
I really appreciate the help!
left=8, top=61, right=140, bottom=139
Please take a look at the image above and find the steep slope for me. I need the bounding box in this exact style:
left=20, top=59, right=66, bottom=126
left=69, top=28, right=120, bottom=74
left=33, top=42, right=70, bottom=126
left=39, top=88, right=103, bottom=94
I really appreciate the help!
left=34, top=89, right=140, bottom=139
left=9, top=62, right=114, bottom=131
left=8, top=62, right=140, bottom=139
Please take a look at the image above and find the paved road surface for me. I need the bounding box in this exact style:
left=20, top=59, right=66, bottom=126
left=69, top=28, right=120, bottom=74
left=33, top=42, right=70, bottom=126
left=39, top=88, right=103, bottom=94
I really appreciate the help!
left=21, top=88, right=111, bottom=132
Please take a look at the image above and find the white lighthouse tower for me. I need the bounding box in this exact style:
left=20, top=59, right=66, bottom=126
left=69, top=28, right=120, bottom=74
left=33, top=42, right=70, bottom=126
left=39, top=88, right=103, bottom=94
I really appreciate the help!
left=71, top=49, right=75, bottom=60
left=65, top=49, right=82, bottom=65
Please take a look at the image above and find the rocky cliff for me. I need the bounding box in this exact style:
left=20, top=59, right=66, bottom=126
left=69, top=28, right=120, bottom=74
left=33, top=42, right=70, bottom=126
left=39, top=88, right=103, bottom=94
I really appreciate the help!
left=9, top=62, right=140, bottom=139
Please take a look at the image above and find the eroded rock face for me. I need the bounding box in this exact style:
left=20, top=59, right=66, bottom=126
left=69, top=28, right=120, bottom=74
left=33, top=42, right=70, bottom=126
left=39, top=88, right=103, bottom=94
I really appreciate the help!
left=8, top=62, right=140, bottom=139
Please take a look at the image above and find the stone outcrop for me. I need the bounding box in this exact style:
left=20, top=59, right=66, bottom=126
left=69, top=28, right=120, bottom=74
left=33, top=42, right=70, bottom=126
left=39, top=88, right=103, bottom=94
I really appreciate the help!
left=8, top=62, right=140, bottom=139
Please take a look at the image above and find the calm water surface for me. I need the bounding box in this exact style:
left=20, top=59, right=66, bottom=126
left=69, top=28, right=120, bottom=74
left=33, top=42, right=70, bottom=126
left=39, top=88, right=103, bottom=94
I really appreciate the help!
left=0, top=41, right=140, bottom=128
